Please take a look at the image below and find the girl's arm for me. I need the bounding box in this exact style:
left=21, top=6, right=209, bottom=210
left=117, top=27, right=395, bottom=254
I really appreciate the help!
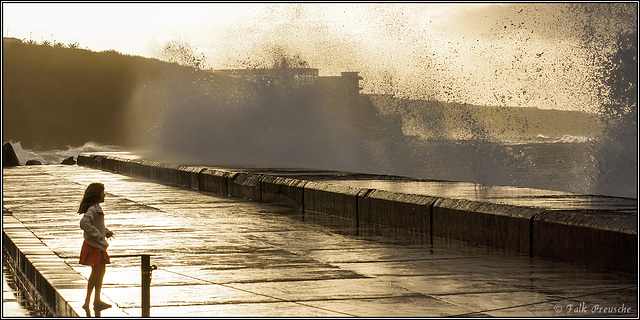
left=79, top=211, right=102, bottom=239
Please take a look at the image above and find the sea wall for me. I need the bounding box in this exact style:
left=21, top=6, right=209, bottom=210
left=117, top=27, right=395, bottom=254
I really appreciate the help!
left=3, top=213, right=81, bottom=317
left=432, top=199, right=545, bottom=254
left=532, top=209, right=637, bottom=272
left=260, top=176, right=307, bottom=210
left=359, top=190, right=435, bottom=238
left=77, top=153, right=637, bottom=273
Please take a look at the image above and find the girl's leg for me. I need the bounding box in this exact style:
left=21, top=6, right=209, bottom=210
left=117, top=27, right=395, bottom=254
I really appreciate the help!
left=93, top=264, right=108, bottom=305
left=83, top=266, right=100, bottom=308
left=83, top=264, right=108, bottom=308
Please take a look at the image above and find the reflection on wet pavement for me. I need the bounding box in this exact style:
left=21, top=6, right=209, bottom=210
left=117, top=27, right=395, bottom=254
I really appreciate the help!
left=2, top=265, right=36, bottom=317
left=2, top=165, right=637, bottom=317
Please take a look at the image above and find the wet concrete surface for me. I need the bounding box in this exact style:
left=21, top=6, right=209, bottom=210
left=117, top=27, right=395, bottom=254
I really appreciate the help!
left=2, top=165, right=638, bottom=317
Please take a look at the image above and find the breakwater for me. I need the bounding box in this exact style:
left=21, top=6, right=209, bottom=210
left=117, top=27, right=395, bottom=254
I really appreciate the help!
left=77, top=153, right=637, bottom=273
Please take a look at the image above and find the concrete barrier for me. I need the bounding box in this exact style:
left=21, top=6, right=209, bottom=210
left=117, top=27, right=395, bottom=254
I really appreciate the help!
left=260, top=176, right=307, bottom=211
left=177, top=166, right=208, bottom=190
left=359, top=189, right=436, bottom=237
left=532, top=209, right=638, bottom=273
left=138, top=160, right=160, bottom=180
left=102, top=155, right=118, bottom=172
left=303, top=182, right=365, bottom=230
left=229, top=173, right=262, bottom=201
left=144, top=162, right=181, bottom=185
left=199, top=168, right=234, bottom=195
left=432, top=198, right=545, bottom=254
left=118, top=159, right=142, bottom=177
left=76, top=153, right=90, bottom=166
left=77, top=153, right=102, bottom=169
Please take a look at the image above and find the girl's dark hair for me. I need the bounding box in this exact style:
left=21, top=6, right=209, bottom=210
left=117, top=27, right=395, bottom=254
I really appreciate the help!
left=78, top=182, right=105, bottom=214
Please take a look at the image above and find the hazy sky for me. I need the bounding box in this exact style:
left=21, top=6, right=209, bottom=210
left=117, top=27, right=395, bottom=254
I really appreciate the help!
left=3, top=2, right=637, bottom=112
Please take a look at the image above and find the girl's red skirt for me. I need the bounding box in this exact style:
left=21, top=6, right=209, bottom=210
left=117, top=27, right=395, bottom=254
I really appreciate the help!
left=79, top=241, right=110, bottom=266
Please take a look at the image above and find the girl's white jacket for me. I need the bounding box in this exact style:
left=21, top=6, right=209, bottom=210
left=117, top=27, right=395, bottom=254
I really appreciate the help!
left=80, top=204, right=111, bottom=250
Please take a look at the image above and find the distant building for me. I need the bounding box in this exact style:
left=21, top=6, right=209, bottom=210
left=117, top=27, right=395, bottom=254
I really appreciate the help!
left=210, top=68, right=362, bottom=96
left=317, top=72, right=363, bottom=97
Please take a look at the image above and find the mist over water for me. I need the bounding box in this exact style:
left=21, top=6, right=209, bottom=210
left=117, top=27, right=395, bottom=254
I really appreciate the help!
left=126, top=65, right=406, bottom=173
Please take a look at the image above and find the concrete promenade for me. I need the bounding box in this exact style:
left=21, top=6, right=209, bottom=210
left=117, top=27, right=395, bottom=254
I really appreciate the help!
left=2, top=164, right=638, bottom=317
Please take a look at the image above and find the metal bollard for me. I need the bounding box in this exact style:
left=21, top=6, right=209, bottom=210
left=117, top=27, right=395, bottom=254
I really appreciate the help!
left=141, top=255, right=157, bottom=317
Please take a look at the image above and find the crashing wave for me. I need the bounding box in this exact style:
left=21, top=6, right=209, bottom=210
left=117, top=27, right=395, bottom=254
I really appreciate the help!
left=5, top=141, right=123, bottom=165
left=505, top=134, right=592, bottom=145
left=556, top=134, right=591, bottom=144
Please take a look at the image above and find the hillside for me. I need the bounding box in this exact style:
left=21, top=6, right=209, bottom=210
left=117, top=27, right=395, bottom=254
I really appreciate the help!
left=2, top=37, right=180, bottom=149
left=369, top=94, right=602, bottom=141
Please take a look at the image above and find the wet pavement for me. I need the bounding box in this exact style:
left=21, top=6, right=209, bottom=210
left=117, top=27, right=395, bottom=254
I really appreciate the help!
left=2, top=164, right=638, bottom=317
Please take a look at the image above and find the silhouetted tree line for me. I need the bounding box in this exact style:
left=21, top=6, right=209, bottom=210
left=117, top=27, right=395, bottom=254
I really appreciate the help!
left=21, top=37, right=82, bottom=49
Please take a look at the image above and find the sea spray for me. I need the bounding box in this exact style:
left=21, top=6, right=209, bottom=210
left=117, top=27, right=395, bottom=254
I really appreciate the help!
left=122, top=37, right=635, bottom=198
left=588, top=34, right=637, bottom=198
left=124, top=62, right=606, bottom=196
left=127, top=64, right=400, bottom=172
left=125, top=4, right=635, bottom=199
left=5, top=141, right=123, bottom=165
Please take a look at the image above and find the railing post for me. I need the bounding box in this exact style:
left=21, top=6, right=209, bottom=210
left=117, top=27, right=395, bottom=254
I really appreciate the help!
left=141, top=255, right=151, bottom=317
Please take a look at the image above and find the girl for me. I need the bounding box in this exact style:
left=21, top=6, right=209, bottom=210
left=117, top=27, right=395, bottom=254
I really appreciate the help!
left=78, top=182, right=114, bottom=310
